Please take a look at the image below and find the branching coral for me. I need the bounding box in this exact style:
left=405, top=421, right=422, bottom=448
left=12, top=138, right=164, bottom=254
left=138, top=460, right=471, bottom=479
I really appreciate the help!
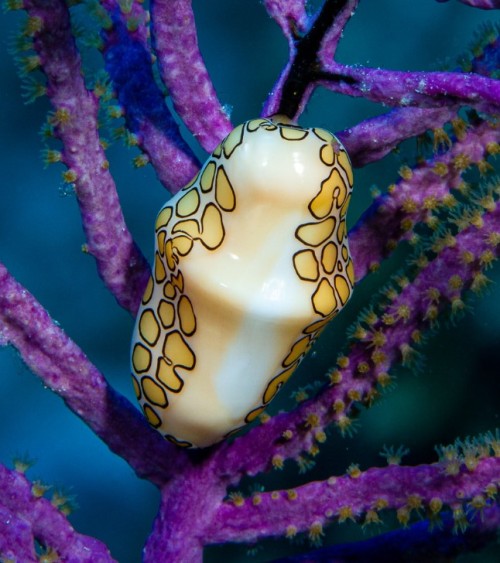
left=0, top=0, right=499, bottom=561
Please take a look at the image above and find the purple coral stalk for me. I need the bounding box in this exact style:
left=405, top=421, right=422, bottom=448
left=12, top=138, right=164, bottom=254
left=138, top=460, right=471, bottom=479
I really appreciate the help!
left=207, top=456, right=500, bottom=544
left=150, top=0, right=234, bottom=152
left=100, top=0, right=201, bottom=192
left=0, top=464, right=115, bottom=562
left=0, top=262, right=184, bottom=485
left=23, top=0, right=150, bottom=314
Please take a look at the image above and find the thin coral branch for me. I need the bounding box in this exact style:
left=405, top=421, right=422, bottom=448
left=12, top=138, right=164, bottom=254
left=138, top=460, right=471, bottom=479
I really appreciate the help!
left=263, top=0, right=353, bottom=119
left=349, top=118, right=499, bottom=279
left=319, top=65, right=500, bottom=114
left=23, top=0, right=150, bottom=314
left=337, top=106, right=457, bottom=167
left=0, top=507, right=37, bottom=562
left=207, top=456, right=500, bottom=544
left=263, top=0, right=309, bottom=40
left=150, top=0, right=233, bottom=153
left=100, top=0, right=201, bottom=193
left=0, top=463, right=116, bottom=562
left=315, top=0, right=359, bottom=62
left=272, top=505, right=500, bottom=562
left=0, top=263, right=187, bottom=485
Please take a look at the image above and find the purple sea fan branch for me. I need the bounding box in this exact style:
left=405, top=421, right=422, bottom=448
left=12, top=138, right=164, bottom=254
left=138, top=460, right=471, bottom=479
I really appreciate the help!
left=436, top=0, right=500, bottom=9
left=100, top=0, right=201, bottom=193
left=263, top=0, right=355, bottom=119
left=319, top=64, right=500, bottom=114
left=206, top=457, right=500, bottom=545
left=274, top=505, right=500, bottom=562
left=0, top=463, right=116, bottom=562
left=23, top=0, right=149, bottom=315
left=150, top=0, right=234, bottom=153
left=349, top=118, right=500, bottom=279
left=337, top=106, right=458, bottom=167
left=263, top=0, right=309, bottom=39
left=0, top=262, right=187, bottom=485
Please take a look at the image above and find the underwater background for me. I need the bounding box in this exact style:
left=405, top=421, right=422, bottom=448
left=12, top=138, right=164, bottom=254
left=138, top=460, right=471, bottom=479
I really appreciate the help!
left=0, top=1, right=499, bottom=561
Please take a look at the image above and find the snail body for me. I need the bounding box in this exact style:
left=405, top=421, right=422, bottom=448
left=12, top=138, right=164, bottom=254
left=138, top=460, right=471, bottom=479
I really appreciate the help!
left=131, top=118, right=354, bottom=448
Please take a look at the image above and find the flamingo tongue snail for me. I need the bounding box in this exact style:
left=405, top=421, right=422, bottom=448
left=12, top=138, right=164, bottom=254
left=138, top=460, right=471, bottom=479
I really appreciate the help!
left=130, top=117, right=354, bottom=448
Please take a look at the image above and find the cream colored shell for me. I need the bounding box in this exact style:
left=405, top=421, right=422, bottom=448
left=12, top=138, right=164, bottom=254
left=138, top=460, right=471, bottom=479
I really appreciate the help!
left=130, top=118, right=354, bottom=448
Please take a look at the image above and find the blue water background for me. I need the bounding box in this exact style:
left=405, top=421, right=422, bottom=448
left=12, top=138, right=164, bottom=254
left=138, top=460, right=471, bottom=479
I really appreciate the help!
left=0, top=1, right=499, bottom=561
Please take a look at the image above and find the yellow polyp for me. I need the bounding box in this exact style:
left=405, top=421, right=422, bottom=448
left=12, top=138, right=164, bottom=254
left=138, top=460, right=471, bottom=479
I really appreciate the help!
left=397, top=305, right=411, bottom=321
left=332, top=399, right=345, bottom=413
left=62, top=169, right=78, bottom=183
left=285, top=525, right=298, bottom=538
left=252, top=494, right=262, bottom=506
left=32, top=481, right=51, bottom=497
left=477, top=159, right=494, bottom=175
left=49, top=108, right=71, bottom=127
left=133, top=154, right=150, bottom=168
left=337, top=355, right=349, bottom=368
left=346, top=464, right=361, bottom=478
left=398, top=165, right=413, bottom=180
left=338, top=506, right=355, bottom=523
left=308, top=521, right=324, bottom=544
left=432, top=127, right=452, bottom=151
left=469, top=495, right=486, bottom=511
left=39, top=548, right=59, bottom=563
left=369, top=330, right=387, bottom=347
left=315, top=430, right=327, bottom=443
left=381, top=313, right=395, bottom=325
left=400, top=218, right=413, bottom=232
left=328, top=368, right=342, bottom=384
left=453, top=153, right=471, bottom=171
left=411, top=330, right=422, bottom=343
left=376, top=372, right=392, bottom=387
left=486, top=142, right=500, bottom=155
left=400, top=343, right=416, bottom=366
left=401, top=198, right=418, bottom=213
left=287, top=489, right=298, bottom=501
left=271, top=491, right=280, bottom=500
left=371, top=350, right=387, bottom=365
left=407, top=495, right=422, bottom=510
left=448, top=275, right=464, bottom=291
left=293, top=388, right=309, bottom=402
left=364, top=509, right=382, bottom=526
left=433, top=162, right=449, bottom=176
left=397, top=507, right=411, bottom=526
left=347, top=388, right=362, bottom=401
left=471, top=272, right=490, bottom=293
left=259, top=413, right=271, bottom=424
left=480, top=249, right=496, bottom=268
left=229, top=492, right=245, bottom=507
left=24, top=15, right=43, bottom=36
left=429, top=497, right=443, bottom=514
left=305, top=413, right=320, bottom=428
left=426, top=287, right=441, bottom=302
left=487, top=231, right=500, bottom=246
left=453, top=506, right=469, bottom=533
left=282, top=429, right=293, bottom=440
left=309, top=443, right=320, bottom=457
left=484, top=483, right=497, bottom=499
left=478, top=194, right=496, bottom=211
left=374, top=498, right=389, bottom=511
left=272, top=455, right=284, bottom=470
left=336, top=415, right=352, bottom=435
left=451, top=118, right=468, bottom=140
